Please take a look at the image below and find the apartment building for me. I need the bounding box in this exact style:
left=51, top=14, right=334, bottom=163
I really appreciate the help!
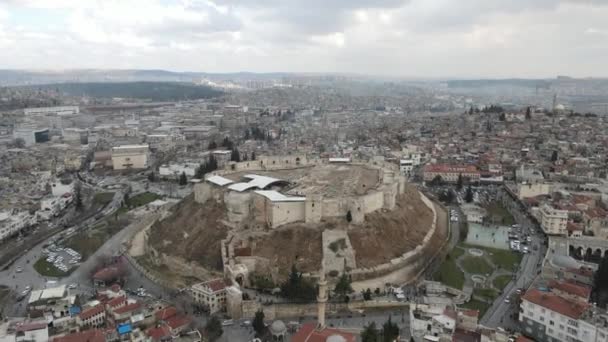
left=520, top=288, right=608, bottom=342
left=190, top=279, right=227, bottom=314
left=399, top=159, right=414, bottom=177
left=423, top=164, right=480, bottom=183
left=540, top=204, right=569, bottom=235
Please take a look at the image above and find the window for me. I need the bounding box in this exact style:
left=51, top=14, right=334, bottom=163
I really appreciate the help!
left=550, top=320, right=555, bottom=326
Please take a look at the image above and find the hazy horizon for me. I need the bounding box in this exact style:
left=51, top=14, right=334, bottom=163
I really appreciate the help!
left=1, top=0, right=607, bottom=78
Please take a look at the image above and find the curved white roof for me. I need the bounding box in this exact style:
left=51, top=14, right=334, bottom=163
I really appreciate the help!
left=206, top=175, right=233, bottom=186
left=227, top=174, right=286, bottom=192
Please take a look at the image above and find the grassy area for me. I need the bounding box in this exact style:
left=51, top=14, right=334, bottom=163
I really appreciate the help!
left=474, top=288, right=499, bottom=302
left=64, top=230, right=107, bottom=260
left=461, top=299, right=491, bottom=317
left=460, top=243, right=522, bottom=270
left=126, top=192, right=161, bottom=208
left=434, top=251, right=465, bottom=290
left=94, top=192, right=115, bottom=205
left=486, top=202, right=515, bottom=226
left=65, top=218, right=129, bottom=260
left=33, top=258, right=72, bottom=277
left=493, top=274, right=513, bottom=290
left=461, top=255, right=494, bottom=275
left=451, top=246, right=466, bottom=259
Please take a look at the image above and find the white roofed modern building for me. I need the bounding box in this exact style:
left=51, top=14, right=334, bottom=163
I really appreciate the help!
left=111, top=144, right=150, bottom=170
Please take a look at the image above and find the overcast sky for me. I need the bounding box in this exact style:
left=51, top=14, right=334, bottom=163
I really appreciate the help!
left=0, top=0, right=607, bottom=78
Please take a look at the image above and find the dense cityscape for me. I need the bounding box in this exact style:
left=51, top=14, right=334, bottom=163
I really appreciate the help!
left=2, top=1, right=608, bottom=342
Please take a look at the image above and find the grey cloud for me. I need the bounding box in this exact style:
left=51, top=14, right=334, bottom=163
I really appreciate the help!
left=213, top=0, right=409, bottom=34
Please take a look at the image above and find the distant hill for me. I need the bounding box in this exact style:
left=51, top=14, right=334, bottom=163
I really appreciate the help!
left=26, top=82, right=224, bottom=101
left=447, top=79, right=551, bottom=89
left=0, top=69, right=297, bottom=86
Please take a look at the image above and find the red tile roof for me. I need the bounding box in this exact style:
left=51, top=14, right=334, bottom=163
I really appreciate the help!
left=16, top=322, right=47, bottom=332
left=452, top=328, right=481, bottom=342
left=79, top=304, right=105, bottom=320
left=515, top=336, right=534, bottom=342
left=549, top=280, right=592, bottom=299
left=567, top=222, right=584, bottom=232
left=106, top=295, right=126, bottom=308
left=585, top=207, right=607, bottom=219
left=52, top=329, right=106, bottom=342
left=113, top=302, right=141, bottom=315
left=205, top=279, right=227, bottom=292
left=460, top=309, right=479, bottom=318
left=522, top=289, right=590, bottom=319
left=146, top=325, right=172, bottom=340
left=291, top=323, right=357, bottom=342
left=155, top=306, right=177, bottom=321
left=166, top=315, right=191, bottom=330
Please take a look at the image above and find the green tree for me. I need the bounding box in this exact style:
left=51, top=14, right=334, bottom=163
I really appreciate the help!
left=361, top=322, right=380, bottom=342
left=208, top=141, right=217, bottom=150
left=346, top=210, right=352, bottom=223
left=334, top=273, right=354, bottom=297
left=526, top=106, right=531, bottom=120
left=74, top=181, right=83, bottom=211
left=222, top=137, right=233, bottom=149
left=457, top=173, right=463, bottom=190
left=280, top=264, right=316, bottom=301
left=551, top=150, right=558, bottom=162
left=179, top=172, right=188, bottom=185
left=593, top=254, right=608, bottom=307
left=147, top=171, right=156, bottom=182
left=251, top=151, right=256, bottom=160
left=205, top=316, right=223, bottom=342
left=231, top=148, right=241, bottom=162
left=252, top=310, right=266, bottom=337
left=363, top=288, right=372, bottom=301
left=381, top=316, right=400, bottom=342
left=429, top=175, right=443, bottom=187
left=465, top=185, right=474, bottom=203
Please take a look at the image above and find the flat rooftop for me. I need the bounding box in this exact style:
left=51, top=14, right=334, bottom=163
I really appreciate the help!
left=225, top=164, right=380, bottom=197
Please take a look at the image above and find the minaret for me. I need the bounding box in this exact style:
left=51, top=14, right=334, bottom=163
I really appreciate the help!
left=316, top=268, right=328, bottom=330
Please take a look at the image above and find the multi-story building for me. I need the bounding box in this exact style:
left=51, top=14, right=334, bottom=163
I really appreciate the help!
left=519, top=288, right=608, bottom=342
left=540, top=204, right=568, bottom=235
left=399, top=159, right=414, bottom=177
left=423, top=164, right=480, bottom=183
left=111, top=144, right=149, bottom=170
left=191, top=279, right=227, bottom=314
left=77, top=304, right=106, bottom=328
left=159, top=163, right=199, bottom=178
left=13, top=128, right=50, bottom=146
left=517, top=183, right=552, bottom=200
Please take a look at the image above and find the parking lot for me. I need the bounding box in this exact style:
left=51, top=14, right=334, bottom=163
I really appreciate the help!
left=42, top=243, right=82, bottom=273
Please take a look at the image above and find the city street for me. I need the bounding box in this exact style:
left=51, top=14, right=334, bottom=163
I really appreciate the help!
left=480, top=188, right=548, bottom=329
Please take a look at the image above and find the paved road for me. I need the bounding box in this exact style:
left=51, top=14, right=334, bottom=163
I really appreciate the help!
left=0, top=187, right=126, bottom=317
left=480, top=187, right=548, bottom=329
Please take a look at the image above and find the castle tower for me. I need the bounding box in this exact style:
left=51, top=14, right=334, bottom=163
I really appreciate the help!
left=316, top=268, right=328, bottom=330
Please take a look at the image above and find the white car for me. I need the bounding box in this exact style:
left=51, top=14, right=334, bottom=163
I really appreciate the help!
left=68, top=283, right=78, bottom=289
left=15, top=266, right=23, bottom=273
